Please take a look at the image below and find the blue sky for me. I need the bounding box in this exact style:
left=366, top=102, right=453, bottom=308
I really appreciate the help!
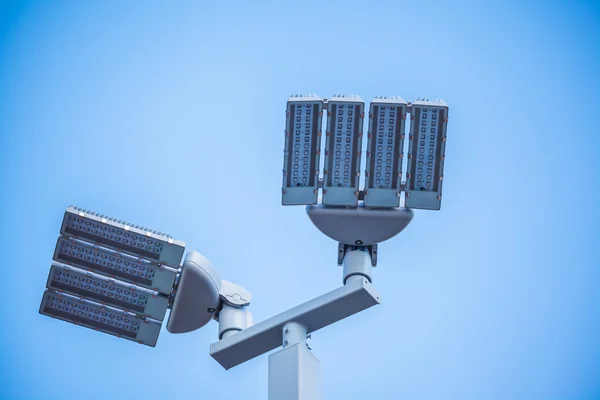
left=1, top=1, right=599, bottom=399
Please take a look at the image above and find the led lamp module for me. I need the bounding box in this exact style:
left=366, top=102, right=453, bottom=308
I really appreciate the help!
left=53, top=236, right=177, bottom=295
left=322, top=95, right=365, bottom=207
left=60, top=206, right=185, bottom=268
left=46, top=262, right=169, bottom=321
left=364, top=96, right=407, bottom=208
left=40, top=206, right=185, bottom=347
left=405, top=99, right=449, bottom=210
left=40, top=290, right=162, bottom=347
left=282, top=94, right=324, bottom=205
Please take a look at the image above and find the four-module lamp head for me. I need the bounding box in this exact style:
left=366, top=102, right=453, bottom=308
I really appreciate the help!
left=283, top=94, right=449, bottom=269
left=39, top=206, right=252, bottom=347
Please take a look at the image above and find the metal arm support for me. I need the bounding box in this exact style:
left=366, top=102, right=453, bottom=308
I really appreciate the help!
left=210, top=274, right=380, bottom=370
left=210, top=249, right=379, bottom=400
left=209, top=201, right=414, bottom=399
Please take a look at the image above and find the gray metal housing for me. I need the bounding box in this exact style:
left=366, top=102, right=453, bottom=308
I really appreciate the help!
left=282, top=95, right=324, bottom=206
left=167, top=251, right=222, bottom=334
left=306, top=204, right=413, bottom=246
left=364, top=96, right=408, bottom=208
left=405, top=99, right=449, bottom=210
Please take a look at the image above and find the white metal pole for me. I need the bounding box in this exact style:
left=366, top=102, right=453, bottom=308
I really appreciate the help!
left=268, top=321, right=320, bottom=400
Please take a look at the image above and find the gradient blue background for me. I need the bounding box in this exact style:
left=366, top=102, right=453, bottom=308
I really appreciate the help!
left=1, top=1, right=599, bottom=399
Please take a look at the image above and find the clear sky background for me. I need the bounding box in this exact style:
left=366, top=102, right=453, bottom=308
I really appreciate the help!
left=1, top=1, right=599, bottom=399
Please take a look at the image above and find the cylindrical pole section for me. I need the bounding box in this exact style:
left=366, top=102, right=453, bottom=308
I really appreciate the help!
left=343, top=248, right=373, bottom=285
left=219, top=304, right=251, bottom=339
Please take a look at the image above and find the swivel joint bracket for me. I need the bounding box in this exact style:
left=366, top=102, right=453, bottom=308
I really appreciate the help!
left=338, top=243, right=378, bottom=266
left=220, top=280, right=252, bottom=308
left=217, top=281, right=253, bottom=339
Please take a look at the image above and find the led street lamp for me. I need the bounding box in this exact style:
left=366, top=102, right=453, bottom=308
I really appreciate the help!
left=41, top=206, right=187, bottom=346
left=282, top=94, right=324, bottom=206
left=405, top=98, right=449, bottom=210
left=53, top=236, right=177, bottom=295
left=38, top=92, right=450, bottom=400
left=40, top=290, right=163, bottom=346
left=322, top=95, right=365, bottom=207
left=275, top=93, right=449, bottom=399
left=364, top=96, right=408, bottom=208
left=60, top=206, right=185, bottom=267
left=41, top=207, right=252, bottom=349
left=46, top=261, right=169, bottom=321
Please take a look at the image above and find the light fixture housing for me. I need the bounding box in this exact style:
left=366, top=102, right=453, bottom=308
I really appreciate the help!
left=40, top=290, right=163, bottom=346
left=364, top=96, right=407, bottom=208
left=282, top=94, right=324, bottom=206
left=40, top=206, right=186, bottom=347
left=322, top=95, right=365, bottom=207
left=405, top=98, right=449, bottom=210
left=46, top=261, right=169, bottom=321
left=60, top=207, right=185, bottom=268
left=53, top=236, right=177, bottom=295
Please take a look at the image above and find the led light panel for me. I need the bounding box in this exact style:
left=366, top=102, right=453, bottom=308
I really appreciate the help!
left=40, top=290, right=162, bottom=347
left=282, top=94, right=324, bottom=205
left=364, top=97, right=407, bottom=208
left=405, top=99, right=449, bottom=210
left=322, top=95, right=365, bottom=207
left=46, top=262, right=169, bottom=321
left=53, top=236, right=177, bottom=295
left=60, top=207, right=185, bottom=268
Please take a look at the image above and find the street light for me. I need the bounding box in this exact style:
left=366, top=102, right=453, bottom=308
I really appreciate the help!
left=39, top=93, right=449, bottom=400
left=272, top=94, right=449, bottom=399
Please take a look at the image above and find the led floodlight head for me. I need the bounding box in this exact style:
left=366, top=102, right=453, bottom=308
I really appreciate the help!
left=322, top=95, right=365, bottom=207
left=53, top=236, right=177, bottom=295
left=405, top=99, right=449, bottom=210
left=282, top=94, right=324, bottom=206
left=60, top=206, right=185, bottom=268
left=364, top=96, right=407, bottom=208
left=40, top=290, right=162, bottom=346
left=41, top=206, right=186, bottom=347
left=46, top=262, right=169, bottom=321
